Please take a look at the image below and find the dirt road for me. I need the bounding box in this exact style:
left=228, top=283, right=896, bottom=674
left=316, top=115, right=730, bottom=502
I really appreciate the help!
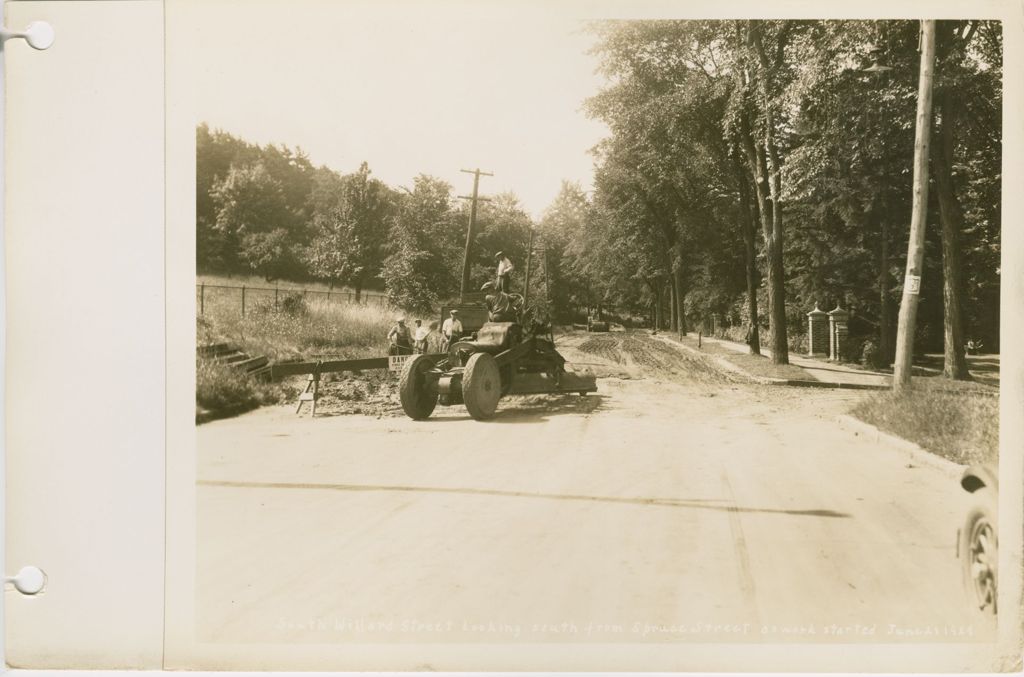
left=196, top=330, right=982, bottom=652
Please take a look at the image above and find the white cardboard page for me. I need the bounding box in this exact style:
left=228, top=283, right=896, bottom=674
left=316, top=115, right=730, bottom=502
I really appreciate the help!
left=4, top=0, right=165, bottom=669
left=1, top=0, right=1021, bottom=672
left=164, top=0, right=1023, bottom=672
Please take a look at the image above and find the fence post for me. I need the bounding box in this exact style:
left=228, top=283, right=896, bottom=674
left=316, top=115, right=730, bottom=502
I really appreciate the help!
left=242, top=285, right=246, bottom=318
left=200, top=283, right=205, bottom=315
left=275, top=285, right=279, bottom=310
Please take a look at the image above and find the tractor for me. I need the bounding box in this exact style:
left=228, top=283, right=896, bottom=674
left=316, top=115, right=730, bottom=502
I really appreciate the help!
left=398, top=292, right=597, bottom=420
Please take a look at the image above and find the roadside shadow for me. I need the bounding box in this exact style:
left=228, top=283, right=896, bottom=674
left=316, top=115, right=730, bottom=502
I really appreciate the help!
left=197, top=478, right=850, bottom=519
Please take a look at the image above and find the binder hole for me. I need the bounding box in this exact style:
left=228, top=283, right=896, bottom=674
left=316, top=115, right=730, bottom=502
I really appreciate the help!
left=24, top=21, right=55, bottom=50
left=9, top=566, right=46, bottom=595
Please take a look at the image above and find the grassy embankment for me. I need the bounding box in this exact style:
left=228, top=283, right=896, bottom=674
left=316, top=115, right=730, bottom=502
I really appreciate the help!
left=851, top=377, right=998, bottom=466
left=674, top=333, right=817, bottom=381
left=196, top=275, right=425, bottom=417
left=680, top=330, right=998, bottom=465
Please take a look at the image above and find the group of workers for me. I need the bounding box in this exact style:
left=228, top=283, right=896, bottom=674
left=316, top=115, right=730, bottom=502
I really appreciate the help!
left=386, top=251, right=515, bottom=356
left=386, top=311, right=466, bottom=356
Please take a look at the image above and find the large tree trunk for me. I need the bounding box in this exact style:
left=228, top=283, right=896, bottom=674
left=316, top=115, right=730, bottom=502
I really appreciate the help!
left=354, top=278, right=363, bottom=304
left=934, top=90, right=970, bottom=380
left=740, top=123, right=788, bottom=364
left=878, top=219, right=892, bottom=366
left=673, top=244, right=687, bottom=334
left=736, top=164, right=762, bottom=355
left=669, top=279, right=678, bottom=332
left=651, top=284, right=662, bottom=331
left=744, top=20, right=790, bottom=365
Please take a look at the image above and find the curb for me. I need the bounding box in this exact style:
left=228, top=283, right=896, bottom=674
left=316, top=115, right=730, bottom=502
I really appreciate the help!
left=772, top=379, right=889, bottom=391
left=656, top=334, right=888, bottom=390
left=835, top=414, right=965, bottom=478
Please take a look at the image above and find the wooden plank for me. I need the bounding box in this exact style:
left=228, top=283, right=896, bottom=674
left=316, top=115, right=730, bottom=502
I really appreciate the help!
left=270, top=356, right=389, bottom=379
left=271, top=353, right=448, bottom=379
left=237, top=355, right=269, bottom=372
left=197, top=342, right=231, bottom=357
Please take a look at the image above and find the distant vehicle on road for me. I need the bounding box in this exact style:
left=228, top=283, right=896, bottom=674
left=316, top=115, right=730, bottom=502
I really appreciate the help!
left=958, top=463, right=998, bottom=619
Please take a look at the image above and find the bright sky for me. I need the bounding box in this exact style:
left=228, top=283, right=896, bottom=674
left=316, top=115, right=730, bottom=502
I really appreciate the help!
left=186, top=0, right=613, bottom=219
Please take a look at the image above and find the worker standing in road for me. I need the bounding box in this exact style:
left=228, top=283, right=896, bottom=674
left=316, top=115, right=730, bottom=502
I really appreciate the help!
left=441, top=309, right=463, bottom=351
left=495, top=251, right=514, bottom=293
left=413, top=319, right=431, bottom=354
left=386, top=317, right=412, bottom=356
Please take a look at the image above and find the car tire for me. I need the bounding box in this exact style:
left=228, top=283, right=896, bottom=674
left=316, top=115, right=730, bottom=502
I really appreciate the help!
left=959, top=487, right=998, bottom=626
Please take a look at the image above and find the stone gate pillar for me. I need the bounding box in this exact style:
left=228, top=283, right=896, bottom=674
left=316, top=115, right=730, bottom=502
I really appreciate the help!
left=828, top=305, right=849, bottom=361
left=807, top=306, right=828, bottom=356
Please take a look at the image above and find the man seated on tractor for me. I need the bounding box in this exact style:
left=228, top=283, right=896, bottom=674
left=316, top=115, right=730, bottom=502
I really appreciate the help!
left=481, top=281, right=518, bottom=322
left=386, top=316, right=412, bottom=356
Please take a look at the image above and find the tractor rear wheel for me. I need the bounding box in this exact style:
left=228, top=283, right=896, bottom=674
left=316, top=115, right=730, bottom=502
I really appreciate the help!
left=463, top=352, right=501, bottom=420
left=399, top=354, right=438, bottom=420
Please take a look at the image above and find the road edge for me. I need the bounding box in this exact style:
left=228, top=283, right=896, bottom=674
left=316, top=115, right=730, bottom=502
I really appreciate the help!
left=654, top=333, right=887, bottom=390
left=835, top=413, right=965, bottom=478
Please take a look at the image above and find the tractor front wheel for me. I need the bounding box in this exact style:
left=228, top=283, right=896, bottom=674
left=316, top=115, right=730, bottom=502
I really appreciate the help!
left=399, top=354, right=439, bottom=420
left=463, top=352, right=501, bottom=420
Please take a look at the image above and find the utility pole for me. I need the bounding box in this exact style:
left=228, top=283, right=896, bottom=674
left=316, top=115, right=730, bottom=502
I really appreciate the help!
left=457, top=168, right=493, bottom=302
left=893, top=20, right=936, bottom=391
left=544, top=247, right=551, bottom=306
left=523, top=226, right=535, bottom=306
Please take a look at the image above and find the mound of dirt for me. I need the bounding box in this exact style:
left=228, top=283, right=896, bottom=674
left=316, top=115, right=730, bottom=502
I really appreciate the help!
left=575, top=331, right=741, bottom=385
left=292, top=370, right=405, bottom=417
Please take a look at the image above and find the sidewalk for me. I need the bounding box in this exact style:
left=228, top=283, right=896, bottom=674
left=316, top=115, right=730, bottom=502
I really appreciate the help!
left=687, top=333, right=891, bottom=388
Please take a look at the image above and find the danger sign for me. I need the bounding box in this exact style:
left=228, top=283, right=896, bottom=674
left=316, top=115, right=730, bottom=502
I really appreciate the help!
left=388, top=354, right=412, bottom=373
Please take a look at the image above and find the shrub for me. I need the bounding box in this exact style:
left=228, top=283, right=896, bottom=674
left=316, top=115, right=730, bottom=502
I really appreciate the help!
left=720, top=325, right=748, bottom=343
left=787, top=331, right=808, bottom=355
left=279, top=292, right=308, bottom=316
left=840, top=335, right=865, bottom=363
left=196, top=358, right=284, bottom=413
left=860, top=339, right=888, bottom=369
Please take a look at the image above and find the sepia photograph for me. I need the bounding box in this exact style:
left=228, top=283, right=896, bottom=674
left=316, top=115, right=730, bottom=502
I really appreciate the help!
left=185, top=2, right=1014, bottom=670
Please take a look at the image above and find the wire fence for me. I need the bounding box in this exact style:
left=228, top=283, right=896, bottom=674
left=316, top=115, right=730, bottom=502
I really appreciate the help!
left=197, top=282, right=389, bottom=319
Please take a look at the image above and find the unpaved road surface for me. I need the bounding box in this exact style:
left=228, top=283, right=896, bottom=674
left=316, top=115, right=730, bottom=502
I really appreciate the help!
left=197, top=330, right=985, bottom=653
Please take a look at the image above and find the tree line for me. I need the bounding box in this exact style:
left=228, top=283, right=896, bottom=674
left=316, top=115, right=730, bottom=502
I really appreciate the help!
left=197, top=123, right=534, bottom=312
left=198, top=19, right=1000, bottom=378
left=548, top=19, right=1000, bottom=376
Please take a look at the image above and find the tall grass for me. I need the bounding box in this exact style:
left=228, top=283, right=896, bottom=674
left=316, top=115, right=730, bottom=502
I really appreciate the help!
left=200, top=291, right=442, bottom=362
left=210, top=295, right=396, bottom=360
left=851, top=383, right=998, bottom=465
left=196, top=357, right=286, bottom=413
